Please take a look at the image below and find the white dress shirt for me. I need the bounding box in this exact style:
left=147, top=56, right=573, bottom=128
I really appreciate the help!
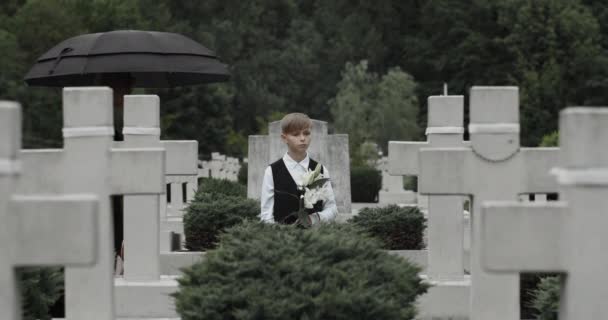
left=260, top=153, right=338, bottom=224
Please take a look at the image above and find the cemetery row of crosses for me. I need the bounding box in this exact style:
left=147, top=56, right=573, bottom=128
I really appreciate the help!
left=1, top=85, right=605, bottom=319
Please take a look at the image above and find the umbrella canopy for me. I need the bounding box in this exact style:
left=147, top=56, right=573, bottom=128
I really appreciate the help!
left=24, top=30, right=230, bottom=88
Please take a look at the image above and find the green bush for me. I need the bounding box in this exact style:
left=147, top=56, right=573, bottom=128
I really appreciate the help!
left=350, top=166, right=382, bottom=202
left=238, top=162, right=247, bottom=185
left=197, top=177, right=246, bottom=198
left=539, top=131, right=559, bottom=147
left=529, top=276, right=560, bottom=320
left=403, top=175, right=417, bottom=192
left=17, top=267, right=64, bottom=320
left=184, top=194, right=259, bottom=250
left=173, top=221, right=429, bottom=320
left=349, top=205, right=426, bottom=250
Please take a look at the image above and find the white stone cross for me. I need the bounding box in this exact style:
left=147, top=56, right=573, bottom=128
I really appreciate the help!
left=121, top=95, right=198, bottom=253
left=0, top=101, right=99, bottom=320
left=389, top=95, right=470, bottom=279
left=119, top=95, right=165, bottom=281
left=418, top=87, right=560, bottom=320
left=480, top=107, right=608, bottom=319
left=15, top=88, right=165, bottom=320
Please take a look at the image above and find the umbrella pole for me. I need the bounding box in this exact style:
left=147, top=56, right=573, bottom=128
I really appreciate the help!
left=108, top=80, right=132, bottom=269
left=111, top=84, right=132, bottom=142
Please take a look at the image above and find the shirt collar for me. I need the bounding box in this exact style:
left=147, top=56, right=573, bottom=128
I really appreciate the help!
left=283, top=153, right=310, bottom=170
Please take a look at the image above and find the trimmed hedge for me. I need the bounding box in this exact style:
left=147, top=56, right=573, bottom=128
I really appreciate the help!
left=351, top=166, right=382, bottom=202
left=184, top=193, right=259, bottom=251
left=197, top=178, right=246, bottom=198
left=529, top=276, right=560, bottom=320
left=17, top=267, right=64, bottom=320
left=349, top=205, right=426, bottom=250
left=173, top=221, right=429, bottom=320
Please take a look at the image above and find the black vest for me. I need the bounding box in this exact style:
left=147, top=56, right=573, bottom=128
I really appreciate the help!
left=271, top=158, right=324, bottom=224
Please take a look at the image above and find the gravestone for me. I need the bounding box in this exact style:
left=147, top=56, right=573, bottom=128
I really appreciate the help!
left=480, top=107, right=608, bottom=319
left=418, top=87, right=560, bottom=319
left=248, top=120, right=351, bottom=214
left=0, top=101, right=99, bottom=320
left=15, top=88, right=165, bottom=319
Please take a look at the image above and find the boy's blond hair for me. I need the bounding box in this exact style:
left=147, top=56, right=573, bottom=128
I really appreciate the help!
left=280, top=113, right=312, bottom=134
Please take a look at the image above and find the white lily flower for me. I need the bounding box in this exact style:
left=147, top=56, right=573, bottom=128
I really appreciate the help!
left=303, top=187, right=317, bottom=209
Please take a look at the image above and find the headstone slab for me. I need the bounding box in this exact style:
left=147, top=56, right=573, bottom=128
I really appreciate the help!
left=469, top=87, right=520, bottom=161
left=0, top=101, right=21, bottom=161
left=247, top=135, right=269, bottom=199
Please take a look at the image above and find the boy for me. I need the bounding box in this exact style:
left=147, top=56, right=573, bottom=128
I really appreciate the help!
left=260, top=113, right=338, bottom=225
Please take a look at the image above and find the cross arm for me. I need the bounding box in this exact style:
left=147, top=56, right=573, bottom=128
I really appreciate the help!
left=16, top=150, right=65, bottom=194
left=9, top=194, right=98, bottom=266
left=480, top=201, right=566, bottom=272
left=520, top=147, right=560, bottom=193
left=388, top=141, right=427, bottom=175
left=111, top=148, right=165, bottom=195
left=161, top=141, right=198, bottom=176
left=418, top=148, right=472, bottom=194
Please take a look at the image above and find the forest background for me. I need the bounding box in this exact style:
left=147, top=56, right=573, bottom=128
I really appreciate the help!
left=2, top=0, right=607, bottom=163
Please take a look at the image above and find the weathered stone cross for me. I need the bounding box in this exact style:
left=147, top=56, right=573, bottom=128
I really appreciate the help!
left=480, top=107, right=608, bottom=319
left=15, top=88, right=165, bottom=320
left=389, top=95, right=470, bottom=279
left=0, top=101, right=99, bottom=320
left=418, top=87, right=560, bottom=319
left=121, top=95, right=198, bottom=254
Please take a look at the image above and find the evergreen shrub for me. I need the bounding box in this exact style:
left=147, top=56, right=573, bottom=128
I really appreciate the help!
left=17, top=267, right=64, bottom=320
left=184, top=194, right=259, bottom=250
left=349, top=205, right=426, bottom=250
left=197, top=177, right=246, bottom=198
left=173, top=221, right=429, bottom=320
left=529, top=276, right=560, bottom=320
left=350, top=166, right=382, bottom=202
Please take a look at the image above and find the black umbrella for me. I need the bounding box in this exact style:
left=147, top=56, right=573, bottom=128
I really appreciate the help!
left=24, top=30, right=229, bottom=87
left=24, top=31, right=231, bottom=254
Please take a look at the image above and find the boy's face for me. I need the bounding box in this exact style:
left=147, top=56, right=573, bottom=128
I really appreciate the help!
left=281, top=127, right=311, bottom=154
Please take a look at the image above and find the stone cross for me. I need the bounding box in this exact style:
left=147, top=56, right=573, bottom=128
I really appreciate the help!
left=480, top=107, right=608, bottom=319
left=418, top=87, right=560, bottom=319
left=15, top=88, right=165, bottom=320
left=248, top=120, right=351, bottom=214
left=122, top=95, right=198, bottom=265
left=0, top=101, right=99, bottom=320
left=389, top=95, right=470, bottom=279
left=119, top=95, right=165, bottom=281
left=160, top=140, right=198, bottom=250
